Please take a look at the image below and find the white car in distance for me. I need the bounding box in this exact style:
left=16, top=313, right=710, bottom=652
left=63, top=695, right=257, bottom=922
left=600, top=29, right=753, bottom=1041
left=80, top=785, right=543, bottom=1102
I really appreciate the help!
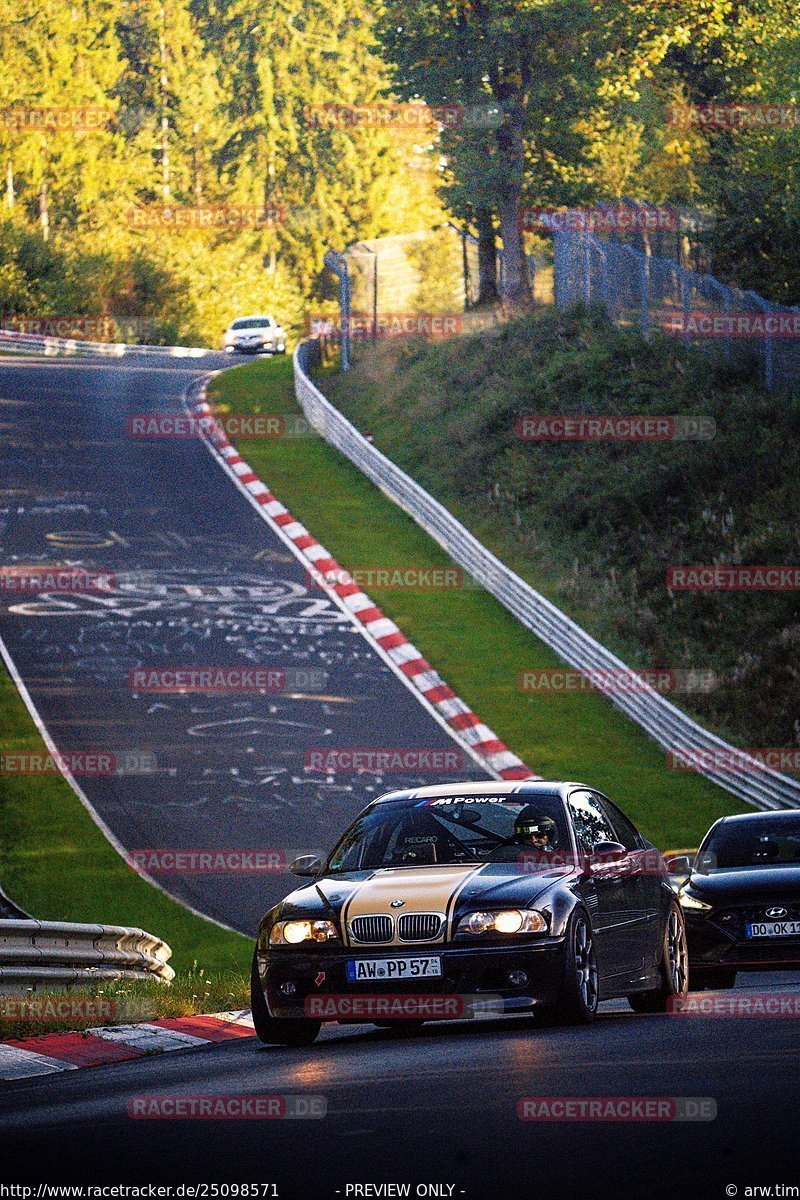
left=222, top=315, right=287, bottom=355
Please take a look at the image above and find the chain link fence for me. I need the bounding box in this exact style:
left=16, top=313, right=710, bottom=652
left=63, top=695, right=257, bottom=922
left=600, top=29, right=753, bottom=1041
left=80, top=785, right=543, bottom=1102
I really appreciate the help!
left=553, top=203, right=800, bottom=392
left=323, top=226, right=542, bottom=369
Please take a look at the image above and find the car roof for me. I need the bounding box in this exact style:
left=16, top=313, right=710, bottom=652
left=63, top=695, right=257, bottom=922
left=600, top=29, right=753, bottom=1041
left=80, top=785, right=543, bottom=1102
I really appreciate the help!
left=230, top=314, right=273, bottom=323
left=372, top=780, right=584, bottom=805
left=713, top=811, right=800, bottom=826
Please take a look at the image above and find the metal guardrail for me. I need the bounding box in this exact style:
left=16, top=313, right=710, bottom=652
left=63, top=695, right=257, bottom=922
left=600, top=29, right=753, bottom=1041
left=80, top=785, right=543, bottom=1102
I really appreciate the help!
left=0, top=329, right=209, bottom=358
left=0, top=920, right=174, bottom=989
left=293, top=339, right=800, bottom=812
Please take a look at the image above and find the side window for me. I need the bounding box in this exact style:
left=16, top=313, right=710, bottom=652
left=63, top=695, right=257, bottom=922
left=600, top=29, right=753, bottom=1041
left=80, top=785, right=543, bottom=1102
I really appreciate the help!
left=567, top=790, right=617, bottom=853
left=595, top=794, right=640, bottom=851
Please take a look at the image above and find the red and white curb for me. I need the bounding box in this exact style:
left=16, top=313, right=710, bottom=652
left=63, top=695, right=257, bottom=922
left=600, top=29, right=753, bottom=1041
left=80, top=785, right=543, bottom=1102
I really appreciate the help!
left=0, top=1011, right=254, bottom=1081
left=189, top=382, right=537, bottom=783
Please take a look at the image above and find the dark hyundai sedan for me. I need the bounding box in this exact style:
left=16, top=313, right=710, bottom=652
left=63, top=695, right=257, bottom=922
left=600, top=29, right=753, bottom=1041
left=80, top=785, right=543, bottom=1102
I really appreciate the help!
left=251, top=781, right=687, bottom=1045
left=678, top=811, right=800, bottom=989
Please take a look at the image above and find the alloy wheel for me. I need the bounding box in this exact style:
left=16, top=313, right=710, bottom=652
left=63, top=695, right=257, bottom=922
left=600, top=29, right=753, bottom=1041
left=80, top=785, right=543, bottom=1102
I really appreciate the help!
left=575, top=918, right=599, bottom=1011
left=667, top=908, right=688, bottom=993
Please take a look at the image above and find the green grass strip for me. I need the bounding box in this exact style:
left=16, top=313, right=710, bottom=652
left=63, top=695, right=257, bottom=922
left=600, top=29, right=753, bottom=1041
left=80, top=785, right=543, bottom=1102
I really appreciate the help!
left=0, top=664, right=251, bottom=976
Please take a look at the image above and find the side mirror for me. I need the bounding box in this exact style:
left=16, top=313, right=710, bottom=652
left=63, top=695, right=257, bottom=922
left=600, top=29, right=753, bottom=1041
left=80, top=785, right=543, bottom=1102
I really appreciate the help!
left=591, top=840, right=627, bottom=864
left=664, top=853, right=694, bottom=877
left=289, top=854, right=322, bottom=878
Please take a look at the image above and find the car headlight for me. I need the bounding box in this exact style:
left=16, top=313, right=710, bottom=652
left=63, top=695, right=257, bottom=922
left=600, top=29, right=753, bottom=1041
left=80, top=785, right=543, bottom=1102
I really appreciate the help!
left=268, top=919, right=339, bottom=946
left=678, top=890, right=712, bottom=912
left=461, top=909, right=548, bottom=936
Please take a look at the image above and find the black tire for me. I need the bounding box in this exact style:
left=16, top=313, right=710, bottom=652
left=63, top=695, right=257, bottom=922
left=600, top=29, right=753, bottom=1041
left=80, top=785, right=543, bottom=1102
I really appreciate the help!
left=688, top=968, right=737, bottom=992
left=554, top=909, right=599, bottom=1024
left=249, top=953, right=321, bottom=1047
left=627, top=904, right=688, bottom=1013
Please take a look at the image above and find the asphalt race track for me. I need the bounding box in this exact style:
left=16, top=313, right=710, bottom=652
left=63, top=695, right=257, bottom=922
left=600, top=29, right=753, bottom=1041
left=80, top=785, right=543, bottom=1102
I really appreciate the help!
left=2, top=355, right=800, bottom=1199
left=1, top=974, right=799, bottom=1196
left=0, top=354, right=489, bottom=934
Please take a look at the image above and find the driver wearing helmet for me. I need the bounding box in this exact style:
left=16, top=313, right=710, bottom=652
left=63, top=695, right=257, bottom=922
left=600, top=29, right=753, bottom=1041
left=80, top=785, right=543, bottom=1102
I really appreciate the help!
left=492, top=807, right=560, bottom=861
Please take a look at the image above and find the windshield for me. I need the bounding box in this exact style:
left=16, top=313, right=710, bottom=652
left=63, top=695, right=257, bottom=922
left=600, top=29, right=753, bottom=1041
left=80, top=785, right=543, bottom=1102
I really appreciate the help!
left=327, top=793, right=570, bottom=872
left=697, top=818, right=800, bottom=872
left=231, top=317, right=272, bottom=330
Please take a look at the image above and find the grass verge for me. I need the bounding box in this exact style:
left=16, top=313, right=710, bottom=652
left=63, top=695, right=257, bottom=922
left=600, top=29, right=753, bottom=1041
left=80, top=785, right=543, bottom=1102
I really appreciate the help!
left=323, top=310, right=800, bottom=752
left=0, top=970, right=249, bottom=1041
left=0, top=663, right=252, bottom=978
left=209, top=355, right=746, bottom=852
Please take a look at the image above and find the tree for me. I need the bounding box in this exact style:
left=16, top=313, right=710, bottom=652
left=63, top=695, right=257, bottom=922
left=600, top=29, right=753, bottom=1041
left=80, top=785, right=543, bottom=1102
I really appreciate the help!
left=380, top=0, right=596, bottom=308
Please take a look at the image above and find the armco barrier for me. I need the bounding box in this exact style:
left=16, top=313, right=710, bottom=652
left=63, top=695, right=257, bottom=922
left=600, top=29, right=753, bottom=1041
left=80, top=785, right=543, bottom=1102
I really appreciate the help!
left=0, top=920, right=174, bottom=989
left=0, top=329, right=209, bottom=358
left=293, top=339, right=800, bottom=812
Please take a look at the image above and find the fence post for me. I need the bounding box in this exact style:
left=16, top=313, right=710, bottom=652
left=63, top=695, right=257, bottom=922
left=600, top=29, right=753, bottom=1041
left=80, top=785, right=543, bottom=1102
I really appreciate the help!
left=640, top=256, right=649, bottom=337
left=720, top=283, right=732, bottom=366
left=681, top=269, right=691, bottom=352
left=363, top=245, right=377, bottom=340
left=583, top=233, right=591, bottom=305
left=460, top=228, right=469, bottom=310
left=755, top=295, right=774, bottom=391
left=323, top=248, right=351, bottom=371
left=599, top=242, right=609, bottom=313
left=554, top=219, right=798, bottom=392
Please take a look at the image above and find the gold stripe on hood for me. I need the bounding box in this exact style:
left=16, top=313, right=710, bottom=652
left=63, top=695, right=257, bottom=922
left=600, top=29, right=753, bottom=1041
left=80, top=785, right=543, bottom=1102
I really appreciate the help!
left=342, top=865, right=483, bottom=947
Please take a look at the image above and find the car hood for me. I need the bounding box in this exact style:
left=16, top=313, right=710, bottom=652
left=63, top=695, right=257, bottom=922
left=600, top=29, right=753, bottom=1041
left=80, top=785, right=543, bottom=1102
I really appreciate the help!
left=266, top=862, right=573, bottom=945
left=687, top=866, right=800, bottom=904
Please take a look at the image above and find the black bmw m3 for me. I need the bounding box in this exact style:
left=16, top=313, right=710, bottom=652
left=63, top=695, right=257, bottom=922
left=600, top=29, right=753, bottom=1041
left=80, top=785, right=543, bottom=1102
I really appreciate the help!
left=677, top=811, right=800, bottom=989
left=251, top=781, right=687, bottom=1045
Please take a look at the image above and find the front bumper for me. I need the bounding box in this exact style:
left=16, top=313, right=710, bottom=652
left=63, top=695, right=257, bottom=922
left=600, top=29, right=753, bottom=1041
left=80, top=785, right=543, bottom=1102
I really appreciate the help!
left=685, top=912, right=800, bottom=973
left=232, top=340, right=271, bottom=353
left=258, top=939, right=566, bottom=1022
